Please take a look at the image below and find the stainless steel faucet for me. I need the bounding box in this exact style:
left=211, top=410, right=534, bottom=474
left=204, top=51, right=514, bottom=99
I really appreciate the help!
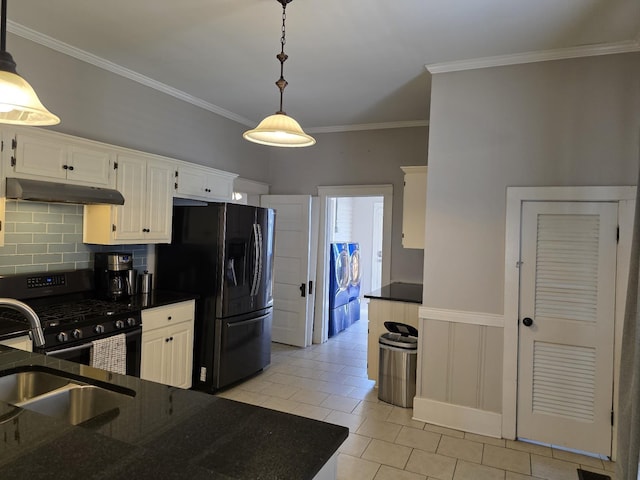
left=0, top=298, right=45, bottom=348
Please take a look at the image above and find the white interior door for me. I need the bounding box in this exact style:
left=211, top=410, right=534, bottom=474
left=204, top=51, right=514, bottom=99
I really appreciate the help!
left=517, top=201, right=617, bottom=456
left=371, top=202, right=384, bottom=292
left=261, top=195, right=313, bottom=347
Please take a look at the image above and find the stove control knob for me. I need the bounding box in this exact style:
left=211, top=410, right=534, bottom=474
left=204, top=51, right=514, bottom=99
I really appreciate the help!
left=127, top=317, right=137, bottom=327
left=94, top=324, right=105, bottom=334
left=72, top=329, right=82, bottom=340
left=115, top=320, right=125, bottom=329
left=57, top=332, right=68, bottom=343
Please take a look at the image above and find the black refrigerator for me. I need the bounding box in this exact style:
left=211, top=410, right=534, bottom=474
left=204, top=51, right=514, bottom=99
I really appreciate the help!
left=156, top=202, right=275, bottom=391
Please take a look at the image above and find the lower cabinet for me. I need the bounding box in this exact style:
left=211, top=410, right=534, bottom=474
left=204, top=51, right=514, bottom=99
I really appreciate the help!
left=0, top=334, right=32, bottom=351
left=141, top=300, right=194, bottom=389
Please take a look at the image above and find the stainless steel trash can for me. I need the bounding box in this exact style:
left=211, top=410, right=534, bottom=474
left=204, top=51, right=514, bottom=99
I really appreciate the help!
left=378, top=322, right=418, bottom=408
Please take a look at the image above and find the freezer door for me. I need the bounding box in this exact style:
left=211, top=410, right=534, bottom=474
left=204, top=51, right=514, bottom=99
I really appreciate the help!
left=213, top=308, right=272, bottom=389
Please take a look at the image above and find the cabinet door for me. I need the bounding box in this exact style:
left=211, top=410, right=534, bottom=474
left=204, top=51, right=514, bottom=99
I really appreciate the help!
left=13, top=132, right=67, bottom=180
left=166, top=322, right=193, bottom=389
left=175, top=165, right=205, bottom=197
left=140, top=328, right=168, bottom=385
left=401, top=166, right=427, bottom=249
left=67, top=144, right=113, bottom=187
left=113, top=154, right=147, bottom=241
left=144, top=160, right=173, bottom=242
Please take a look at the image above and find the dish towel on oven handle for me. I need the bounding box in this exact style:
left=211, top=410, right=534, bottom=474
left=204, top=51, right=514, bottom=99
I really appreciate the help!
left=90, top=334, right=127, bottom=375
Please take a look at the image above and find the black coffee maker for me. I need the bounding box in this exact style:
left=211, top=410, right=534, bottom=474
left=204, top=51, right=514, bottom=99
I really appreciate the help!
left=95, top=252, right=134, bottom=299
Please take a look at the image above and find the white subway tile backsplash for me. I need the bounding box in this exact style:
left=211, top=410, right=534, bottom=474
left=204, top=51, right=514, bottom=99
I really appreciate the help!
left=0, top=200, right=149, bottom=275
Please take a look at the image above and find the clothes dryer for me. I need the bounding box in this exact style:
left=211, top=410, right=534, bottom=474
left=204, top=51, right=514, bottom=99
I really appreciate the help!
left=328, top=243, right=350, bottom=337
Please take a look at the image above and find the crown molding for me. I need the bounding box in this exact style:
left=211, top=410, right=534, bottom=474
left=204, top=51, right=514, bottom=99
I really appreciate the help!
left=426, top=38, right=640, bottom=74
left=8, top=21, right=255, bottom=127
left=306, top=119, right=428, bottom=134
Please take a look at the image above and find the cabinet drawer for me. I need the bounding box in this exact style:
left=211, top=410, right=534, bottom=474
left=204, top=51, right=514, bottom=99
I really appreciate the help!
left=141, top=300, right=194, bottom=332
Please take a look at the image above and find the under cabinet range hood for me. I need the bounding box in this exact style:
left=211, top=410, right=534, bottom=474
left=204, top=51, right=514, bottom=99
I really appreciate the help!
left=6, top=178, right=125, bottom=205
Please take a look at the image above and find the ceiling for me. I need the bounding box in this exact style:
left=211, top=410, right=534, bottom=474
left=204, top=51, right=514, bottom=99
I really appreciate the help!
left=7, top=0, right=640, bottom=133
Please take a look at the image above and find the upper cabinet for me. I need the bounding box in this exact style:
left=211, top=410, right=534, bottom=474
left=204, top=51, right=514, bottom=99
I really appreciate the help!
left=5, top=128, right=114, bottom=188
left=174, top=161, right=236, bottom=202
left=83, top=153, right=174, bottom=244
left=401, top=166, right=427, bottom=249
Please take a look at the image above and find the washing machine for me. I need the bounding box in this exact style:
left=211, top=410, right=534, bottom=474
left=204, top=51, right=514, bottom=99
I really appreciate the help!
left=346, top=242, right=362, bottom=326
left=328, top=243, right=350, bottom=337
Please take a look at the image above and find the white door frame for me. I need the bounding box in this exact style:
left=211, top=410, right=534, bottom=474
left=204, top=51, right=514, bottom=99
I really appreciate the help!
left=314, top=185, right=393, bottom=344
left=503, top=186, right=636, bottom=459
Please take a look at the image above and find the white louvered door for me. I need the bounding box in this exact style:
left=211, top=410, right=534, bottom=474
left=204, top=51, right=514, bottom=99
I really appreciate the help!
left=517, top=201, right=617, bottom=456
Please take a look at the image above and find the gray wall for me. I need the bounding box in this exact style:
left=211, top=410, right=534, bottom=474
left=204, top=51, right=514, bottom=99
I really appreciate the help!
left=417, top=52, right=640, bottom=415
left=9, top=33, right=271, bottom=182
left=424, top=52, right=640, bottom=314
left=268, top=127, right=428, bottom=284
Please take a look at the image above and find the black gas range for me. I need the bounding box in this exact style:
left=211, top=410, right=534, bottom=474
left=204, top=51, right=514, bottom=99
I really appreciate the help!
left=0, top=269, right=142, bottom=376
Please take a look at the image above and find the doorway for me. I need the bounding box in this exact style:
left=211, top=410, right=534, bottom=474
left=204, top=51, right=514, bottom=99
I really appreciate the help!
left=503, top=186, right=636, bottom=459
left=315, top=185, right=393, bottom=344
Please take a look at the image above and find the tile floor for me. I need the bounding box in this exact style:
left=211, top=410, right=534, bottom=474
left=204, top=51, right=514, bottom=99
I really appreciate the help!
left=216, top=317, right=616, bottom=480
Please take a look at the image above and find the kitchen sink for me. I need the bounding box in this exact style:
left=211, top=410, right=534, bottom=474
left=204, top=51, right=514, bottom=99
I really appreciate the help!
left=0, top=366, right=135, bottom=425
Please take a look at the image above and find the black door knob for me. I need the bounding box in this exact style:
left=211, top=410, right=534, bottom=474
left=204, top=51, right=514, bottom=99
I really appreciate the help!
left=522, top=317, right=533, bottom=327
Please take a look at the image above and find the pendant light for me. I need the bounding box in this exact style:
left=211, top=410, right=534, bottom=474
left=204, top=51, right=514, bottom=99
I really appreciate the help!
left=0, top=0, right=59, bottom=126
left=243, top=0, right=314, bottom=147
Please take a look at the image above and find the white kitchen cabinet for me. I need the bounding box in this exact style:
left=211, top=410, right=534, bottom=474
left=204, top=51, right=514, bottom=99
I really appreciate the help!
left=6, top=128, right=114, bottom=188
left=83, top=153, right=173, bottom=244
left=140, top=301, right=194, bottom=389
left=0, top=334, right=32, bottom=352
left=401, top=166, right=427, bottom=249
left=174, top=161, right=236, bottom=202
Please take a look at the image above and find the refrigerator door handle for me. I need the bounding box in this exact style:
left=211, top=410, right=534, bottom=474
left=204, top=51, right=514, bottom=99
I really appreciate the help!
left=256, top=223, right=263, bottom=294
left=250, top=223, right=260, bottom=296
left=225, top=312, right=270, bottom=329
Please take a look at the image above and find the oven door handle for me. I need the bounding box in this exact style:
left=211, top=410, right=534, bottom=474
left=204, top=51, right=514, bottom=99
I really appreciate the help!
left=43, top=329, right=141, bottom=356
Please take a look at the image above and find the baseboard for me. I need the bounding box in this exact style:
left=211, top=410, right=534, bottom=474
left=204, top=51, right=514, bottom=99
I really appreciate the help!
left=413, top=396, right=503, bottom=438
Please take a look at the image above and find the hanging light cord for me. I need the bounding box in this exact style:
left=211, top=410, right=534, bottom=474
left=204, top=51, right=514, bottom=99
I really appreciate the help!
left=275, top=0, right=292, bottom=114
left=1, top=0, right=6, bottom=53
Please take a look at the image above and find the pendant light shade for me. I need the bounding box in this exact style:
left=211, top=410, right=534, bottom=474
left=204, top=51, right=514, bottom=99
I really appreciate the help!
left=243, top=113, right=315, bottom=147
left=243, top=0, right=314, bottom=148
left=0, top=1, right=59, bottom=126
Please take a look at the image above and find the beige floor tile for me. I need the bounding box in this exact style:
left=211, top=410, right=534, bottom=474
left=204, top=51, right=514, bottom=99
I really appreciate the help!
left=530, top=454, right=579, bottom=480
left=325, top=410, right=366, bottom=432
left=387, top=407, right=427, bottom=429
left=453, top=460, right=505, bottom=480
left=405, top=449, right=457, bottom=480
left=291, top=402, right=332, bottom=421
left=505, top=473, right=545, bottom=480
left=437, top=435, right=484, bottom=464
left=464, top=432, right=505, bottom=447
left=266, top=372, right=300, bottom=385
left=425, top=424, right=465, bottom=439
left=343, top=375, right=377, bottom=389
left=482, top=444, right=531, bottom=475
left=260, top=395, right=300, bottom=414
left=551, top=448, right=604, bottom=469
left=353, top=400, right=394, bottom=421
left=216, top=389, right=267, bottom=406
left=374, top=465, right=427, bottom=480
left=342, top=365, right=369, bottom=377
left=317, top=381, right=357, bottom=397
left=235, top=377, right=273, bottom=393
left=259, top=382, right=299, bottom=399
left=337, top=454, right=381, bottom=480
left=346, top=386, right=380, bottom=402
left=505, top=440, right=552, bottom=457
left=320, top=394, right=361, bottom=413
left=339, top=433, right=372, bottom=457
left=356, top=418, right=403, bottom=443
left=289, top=388, right=330, bottom=406
left=362, top=439, right=413, bottom=469
left=394, top=426, right=441, bottom=453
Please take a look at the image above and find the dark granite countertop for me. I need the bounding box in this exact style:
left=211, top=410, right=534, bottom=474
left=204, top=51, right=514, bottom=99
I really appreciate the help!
left=0, top=347, right=348, bottom=479
left=364, top=282, right=423, bottom=304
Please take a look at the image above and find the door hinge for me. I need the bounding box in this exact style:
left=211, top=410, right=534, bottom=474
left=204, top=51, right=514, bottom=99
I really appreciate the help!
left=616, top=226, right=619, bottom=243
left=175, top=170, right=179, bottom=178
left=112, top=224, right=116, bottom=232
left=308, top=280, right=313, bottom=295
left=300, top=283, right=306, bottom=298
left=174, top=183, right=178, bottom=190
left=10, top=156, right=15, bottom=167
left=1, top=140, right=3, bottom=152
left=114, top=162, right=118, bottom=170
left=11, top=138, right=16, bottom=150
left=611, top=410, right=614, bottom=426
